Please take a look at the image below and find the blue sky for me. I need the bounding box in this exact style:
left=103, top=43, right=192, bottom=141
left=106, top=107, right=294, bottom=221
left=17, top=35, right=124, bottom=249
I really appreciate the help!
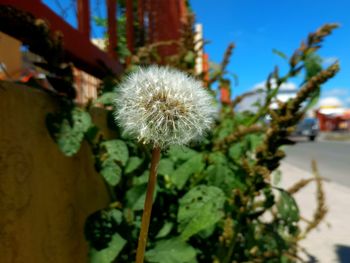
left=190, top=0, right=350, bottom=106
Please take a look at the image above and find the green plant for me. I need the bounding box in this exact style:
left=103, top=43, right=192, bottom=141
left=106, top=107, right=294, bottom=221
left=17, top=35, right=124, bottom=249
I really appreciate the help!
left=42, top=22, right=339, bottom=263
left=113, top=66, right=216, bottom=263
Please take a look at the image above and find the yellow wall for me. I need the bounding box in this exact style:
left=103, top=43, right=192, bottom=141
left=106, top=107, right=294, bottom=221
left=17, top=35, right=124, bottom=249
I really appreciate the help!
left=0, top=32, right=22, bottom=79
left=0, top=81, right=111, bottom=263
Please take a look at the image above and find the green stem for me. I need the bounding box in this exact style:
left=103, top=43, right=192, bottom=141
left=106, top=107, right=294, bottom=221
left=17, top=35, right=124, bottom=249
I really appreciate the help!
left=135, top=147, right=161, bottom=263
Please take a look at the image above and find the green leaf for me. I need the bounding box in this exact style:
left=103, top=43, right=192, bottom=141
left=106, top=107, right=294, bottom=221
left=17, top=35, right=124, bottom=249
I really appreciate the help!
left=184, top=51, right=195, bottom=66
left=303, top=53, right=322, bottom=111
left=156, top=222, right=174, bottom=239
left=209, top=61, right=221, bottom=72
left=217, top=118, right=235, bottom=140
left=304, top=52, right=322, bottom=81
left=158, top=158, right=175, bottom=176
left=272, top=170, right=282, bottom=186
left=277, top=189, right=299, bottom=223
left=126, top=184, right=147, bottom=211
left=126, top=183, right=158, bottom=211
left=145, top=238, right=197, bottom=263
left=125, top=156, right=143, bottom=174
left=204, top=164, right=245, bottom=193
left=94, top=92, right=115, bottom=106
left=56, top=119, right=83, bottom=156
left=248, top=134, right=263, bottom=152
left=133, top=171, right=149, bottom=185
left=92, top=16, right=107, bottom=27
left=272, top=48, right=288, bottom=60
left=99, top=140, right=128, bottom=186
left=89, top=233, right=126, bottom=263
left=178, top=185, right=225, bottom=240
left=85, top=125, right=99, bottom=144
left=100, top=160, right=122, bottom=186
left=197, top=224, right=216, bottom=239
left=280, top=255, right=293, bottom=263
left=208, top=152, right=227, bottom=165
left=228, top=142, right=245, bottom=161
left=306, top=88, right=320, bottom=111
left=72, top=107, right=92, bottom=130
left=167, top=145, right=197, bottom=163
left=109, top=209, right=123, bottom=224
left=54, top=108, right=92, bottom=156
left=101, top=139, right=129, bottom=166
left=171, top=154, right=205, bottom=189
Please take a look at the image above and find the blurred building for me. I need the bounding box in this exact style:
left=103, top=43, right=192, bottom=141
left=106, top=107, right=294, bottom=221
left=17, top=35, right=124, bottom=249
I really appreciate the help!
left=0, top=32, right=100, bottom=104
left=316, top=97, right=350, bottom=131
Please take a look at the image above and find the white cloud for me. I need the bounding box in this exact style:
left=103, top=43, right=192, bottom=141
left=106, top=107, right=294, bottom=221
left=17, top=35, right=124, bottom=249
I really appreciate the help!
left=323, top=88, right=349, bottom=97
left=237, top=85, right=350, bottom=111
left=237, top=80, right=297, bottom=112
left=253, top=79, right=297, bottom=91
left=321, top=88, right=350, bottom=107
left=323, top=57, right=338, bottom=66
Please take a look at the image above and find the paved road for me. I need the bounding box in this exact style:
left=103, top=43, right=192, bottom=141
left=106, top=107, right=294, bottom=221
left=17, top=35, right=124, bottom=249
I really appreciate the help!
left=284, top=139, right=350, bottom=187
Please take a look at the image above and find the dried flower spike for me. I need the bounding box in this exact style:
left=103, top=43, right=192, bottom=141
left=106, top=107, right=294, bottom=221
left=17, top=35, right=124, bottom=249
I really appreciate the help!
left=114, top=66, right=216, bottom=148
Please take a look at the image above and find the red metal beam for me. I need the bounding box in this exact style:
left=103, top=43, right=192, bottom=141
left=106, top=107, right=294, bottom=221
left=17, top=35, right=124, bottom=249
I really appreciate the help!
left=151, top=0, right=182, bottom=57
left=138, top=0, right=144, bottom=29
left=77, top=0, right=90, bottom=39
left=202, top=53, right=209, bottom=87
left=107, top=0, right=117, bottom=59
left=126, top=0, right=134, bottom=53
left=147, top=0, right=155, bottom=44
left=0, top=0, right=123, bottom=78
left=179, top=0, right=187, bottom=24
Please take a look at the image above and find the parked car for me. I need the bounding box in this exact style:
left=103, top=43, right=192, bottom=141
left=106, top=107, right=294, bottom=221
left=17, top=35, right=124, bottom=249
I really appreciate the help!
left=292, top=117, right=319, bottom=141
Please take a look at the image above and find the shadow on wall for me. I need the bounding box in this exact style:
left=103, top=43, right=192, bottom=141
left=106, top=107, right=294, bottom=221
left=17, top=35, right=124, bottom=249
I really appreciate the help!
left=336, top=245, right=350, bottom=263
left=305, top=244, right=350, bottom=263
left=305, top=252, right=318, bottom=263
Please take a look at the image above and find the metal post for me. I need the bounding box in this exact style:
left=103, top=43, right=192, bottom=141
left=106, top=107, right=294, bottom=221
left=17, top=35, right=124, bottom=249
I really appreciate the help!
left=126, top=0, right=134, bottom=53
left=138, top=0, right=144, bottom=29
left=107, top=0, right=117, bottom=59
left=77, top=0, right=90, bottom=39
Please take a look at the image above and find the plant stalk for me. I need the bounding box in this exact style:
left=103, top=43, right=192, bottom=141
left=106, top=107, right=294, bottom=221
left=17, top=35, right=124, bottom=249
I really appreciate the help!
left=135, top=147, right=161, bottom=263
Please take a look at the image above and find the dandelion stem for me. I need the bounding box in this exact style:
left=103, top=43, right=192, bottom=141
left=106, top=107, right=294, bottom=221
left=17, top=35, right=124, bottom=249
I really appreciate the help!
left=135, top=147, right=161, bottom=263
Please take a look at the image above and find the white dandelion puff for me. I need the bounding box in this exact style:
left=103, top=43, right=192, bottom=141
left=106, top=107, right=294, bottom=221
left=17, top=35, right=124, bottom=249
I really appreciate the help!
left=114, top=66, right=217, bottom=148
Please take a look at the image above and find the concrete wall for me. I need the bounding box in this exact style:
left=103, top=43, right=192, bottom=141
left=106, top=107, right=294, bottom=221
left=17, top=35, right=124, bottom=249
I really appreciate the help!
left=0, top=82, right=111, bottom=263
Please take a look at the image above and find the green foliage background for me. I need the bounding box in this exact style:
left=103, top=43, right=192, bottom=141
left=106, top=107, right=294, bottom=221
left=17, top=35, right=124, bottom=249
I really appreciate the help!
left=44, top=11, right=338, bottom=263
left=0, top=4, right=339, bottom=263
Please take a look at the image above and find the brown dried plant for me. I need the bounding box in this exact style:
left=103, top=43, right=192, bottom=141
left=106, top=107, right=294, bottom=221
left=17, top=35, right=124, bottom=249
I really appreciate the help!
left=303, top=160, right=328, bottom=235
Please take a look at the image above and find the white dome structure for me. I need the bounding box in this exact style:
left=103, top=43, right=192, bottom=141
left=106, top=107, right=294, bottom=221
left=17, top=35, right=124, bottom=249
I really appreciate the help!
left=318, top=97, right=345, bottom=115
left=319, top=97, right=343, bottom=108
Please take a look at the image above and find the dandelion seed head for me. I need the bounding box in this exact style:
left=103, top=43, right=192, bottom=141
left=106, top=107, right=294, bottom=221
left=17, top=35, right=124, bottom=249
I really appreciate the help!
left=114, top=66, right=217, bottom=148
